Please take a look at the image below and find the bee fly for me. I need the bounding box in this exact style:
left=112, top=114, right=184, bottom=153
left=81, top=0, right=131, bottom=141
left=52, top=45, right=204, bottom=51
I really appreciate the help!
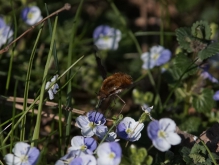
left=94, top=47, right=133, bottom=114
left=97, top=72, right=133, bottom=114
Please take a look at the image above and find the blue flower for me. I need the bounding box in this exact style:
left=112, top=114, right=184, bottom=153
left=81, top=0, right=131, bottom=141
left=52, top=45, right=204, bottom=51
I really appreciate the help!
left=76, top=111, right=107, bottom=137
left=96, top=126, right=119, bottom=142
left=141, top=45, right=171, bottom=70
left=68, top=136, right=97, bottom=155
left=116, top=117, right=144, bottom=142
left=21, top=6, right=43, bottom=25
left=97, top=142, right=122, bottom=165
left=45, top=75, right=59, bottom=100
left=70, top=155, right=96, bottom=165
left=0, top=17, right=13, bottom=48
left=213, top=90, right=219, bottom=101
left=4, top=142, right=40, bottom=165
left=93, top=25, right=121, bottom=50
left=147, top=118, right=181, bottom=152
left=55, top=150, right=82, bottom=165
left=200, top=65, right=218, bottom=83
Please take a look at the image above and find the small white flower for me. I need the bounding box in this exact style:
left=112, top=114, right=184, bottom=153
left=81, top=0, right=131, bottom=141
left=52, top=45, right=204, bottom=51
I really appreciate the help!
left=0, top=18, right=13, bottom=48
left=4, top=142, right=40, bottom=165
left=76, top=111, right=106, bottom=137
left=45, top=75, right=59, bottom=100
left=21, top=6, right=43, bottom=25
left=147, top=118, right=181, bottom=152
left=93, top=25, right=121, bottom=50
left=97, top=142, right=122, bottom=165
left=141, top=45, right=171, bottom=70
left=116, top=117, right=144, bottom=142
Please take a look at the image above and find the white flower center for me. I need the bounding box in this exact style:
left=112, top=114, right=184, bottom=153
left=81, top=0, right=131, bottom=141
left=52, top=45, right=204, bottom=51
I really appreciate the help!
left=126, top=128, right=133, bottom=135
left=27, top=12, right=33, bottom=19
left=109, top=152, right=115, bottom=159
left=89, top=122, right=96, bottom=129
left=158, top=130, right=166, bottom=138
left=20, top=155, right=29, bottom=163
left=80, top=145, right=87, bottom=151
left=152, top=53, right=160, bottom=60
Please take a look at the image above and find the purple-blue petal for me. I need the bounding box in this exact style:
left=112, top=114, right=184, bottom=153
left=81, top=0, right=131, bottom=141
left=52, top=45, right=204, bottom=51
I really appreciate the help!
left=88, top=111, right=106, bottom=125
left=147, top=120, right=159, bottom=140
left=93, top=25, right=111, bottom=39
left=116, top=123, right=128, bottom=140
left=84, top=137, right=97, bottom=151
left=155, top=49, right=171, bottom=66
left=109, top=142, right=122, bottom=158
left=21, top=7, right=31, bottom=21
left=70, top=157, right=82, bottom=165
left=0, top=17, right=6, bottom=28
left=27, top=147, right=40, bottom=165
left=213, top=90, right=219, bottom=101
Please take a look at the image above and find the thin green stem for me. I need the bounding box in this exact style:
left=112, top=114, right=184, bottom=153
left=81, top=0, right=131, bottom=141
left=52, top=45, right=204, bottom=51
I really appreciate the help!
left=163, top=59, right=199, bottom=108
left=200, top=140, right=217, bottom=165
left=32, top=16, right=58, bottom=146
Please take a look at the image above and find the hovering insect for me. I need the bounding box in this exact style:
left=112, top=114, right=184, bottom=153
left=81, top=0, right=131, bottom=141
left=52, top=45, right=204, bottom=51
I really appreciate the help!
left=97, top=72, right=133, bottom=100
left=94, top=47, right=133, bottom=114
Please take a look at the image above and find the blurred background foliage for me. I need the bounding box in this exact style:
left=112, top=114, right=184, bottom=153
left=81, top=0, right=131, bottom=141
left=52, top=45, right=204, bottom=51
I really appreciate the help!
left=0, top=0, right=219, bottom=163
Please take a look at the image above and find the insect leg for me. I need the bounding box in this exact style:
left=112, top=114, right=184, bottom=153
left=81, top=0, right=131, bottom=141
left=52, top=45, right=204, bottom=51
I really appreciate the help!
left=115, top=94, right=126, bottom=114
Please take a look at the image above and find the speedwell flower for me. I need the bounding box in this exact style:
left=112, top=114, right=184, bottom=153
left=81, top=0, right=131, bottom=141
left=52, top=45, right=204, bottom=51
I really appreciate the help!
left=116, top=117, right=144, bottom=142
left=76, top=111, right=107, bottom=137
left=97, top=142, right=122, bottom=165
left=4, top=142, right=40, bottom=165
left=213, top=90, right=219, bottom=101
left=68, top=136, right=97, bottom=155
left=141, top=45, right=171, bottom=70
left=200, top=65, right=218, bottom=83
left=21, top=6, right=43, bottom=25
left=55, top=150, right=83, bottom=165
left=0, top=17, right=13, bottom=48
left=147, top=118, right=181, bottom=152
left=96, top=126, right=119, bottom=142
left=70, top=155, right=96, bottom=165
left=45, top=75, right=59, bottom=100
left=93, top=25, right=121, bottom=50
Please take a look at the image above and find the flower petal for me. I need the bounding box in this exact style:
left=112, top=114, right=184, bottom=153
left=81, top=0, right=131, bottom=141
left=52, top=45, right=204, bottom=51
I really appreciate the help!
left=27, top=147, right=40, bottom=165
left=76, top=115, right=89, bottom=129
left=159, top=118, right=176, bottom=132
left=147, top=120, right=159, bottom=140
left=84, top=137, right=97, bottom=152
left=71, top=136, right=85, bottom=150
left=12, top=142, right=30, bottom=157
left=153, top=137, right=171, bottom=152
left=4, top=153, right=21, bottom=165
left=166, top=132, right=181, bottom=145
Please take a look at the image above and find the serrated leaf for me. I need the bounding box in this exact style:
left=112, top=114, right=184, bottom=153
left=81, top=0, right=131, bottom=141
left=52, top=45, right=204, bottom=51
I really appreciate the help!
left=198, top=42, right=219, bottom=60
left=176, top=27, right=193, bottom=52
left=181, top=147, right=194, bottom=164
left=179, top=117, right=201, bottom=133
left=189, top=153, right=206, bottom=163
left=192, top=88, right=214, bottom=113
left=191, top=20, right=211, bottom=40
left=169, top=53, right=197, bottom=80
left=191, top=143, right=206, bottom=155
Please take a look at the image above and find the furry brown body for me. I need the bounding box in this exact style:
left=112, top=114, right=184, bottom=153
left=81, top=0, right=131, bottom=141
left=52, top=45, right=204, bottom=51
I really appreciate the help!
left=97, top=72, right=133, bottom=100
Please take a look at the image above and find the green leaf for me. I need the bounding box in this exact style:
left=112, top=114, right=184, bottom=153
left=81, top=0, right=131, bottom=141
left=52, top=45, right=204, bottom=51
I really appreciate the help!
left=176, top=27, right=193, bottom=52
left=191, top=20, right=211, bottom=40
left=179, top=116, right=201, bottom=133
left=181, top=147, right=194, bottom=164
left=169, top=53, right=197, bottom=80
left=192, top=88, right=214, bottom=113
left=189, top=153, right=206, bottom=164
left=191, top=143, right=206, bottom=155
left=198, top=42, right=219, bottom=60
